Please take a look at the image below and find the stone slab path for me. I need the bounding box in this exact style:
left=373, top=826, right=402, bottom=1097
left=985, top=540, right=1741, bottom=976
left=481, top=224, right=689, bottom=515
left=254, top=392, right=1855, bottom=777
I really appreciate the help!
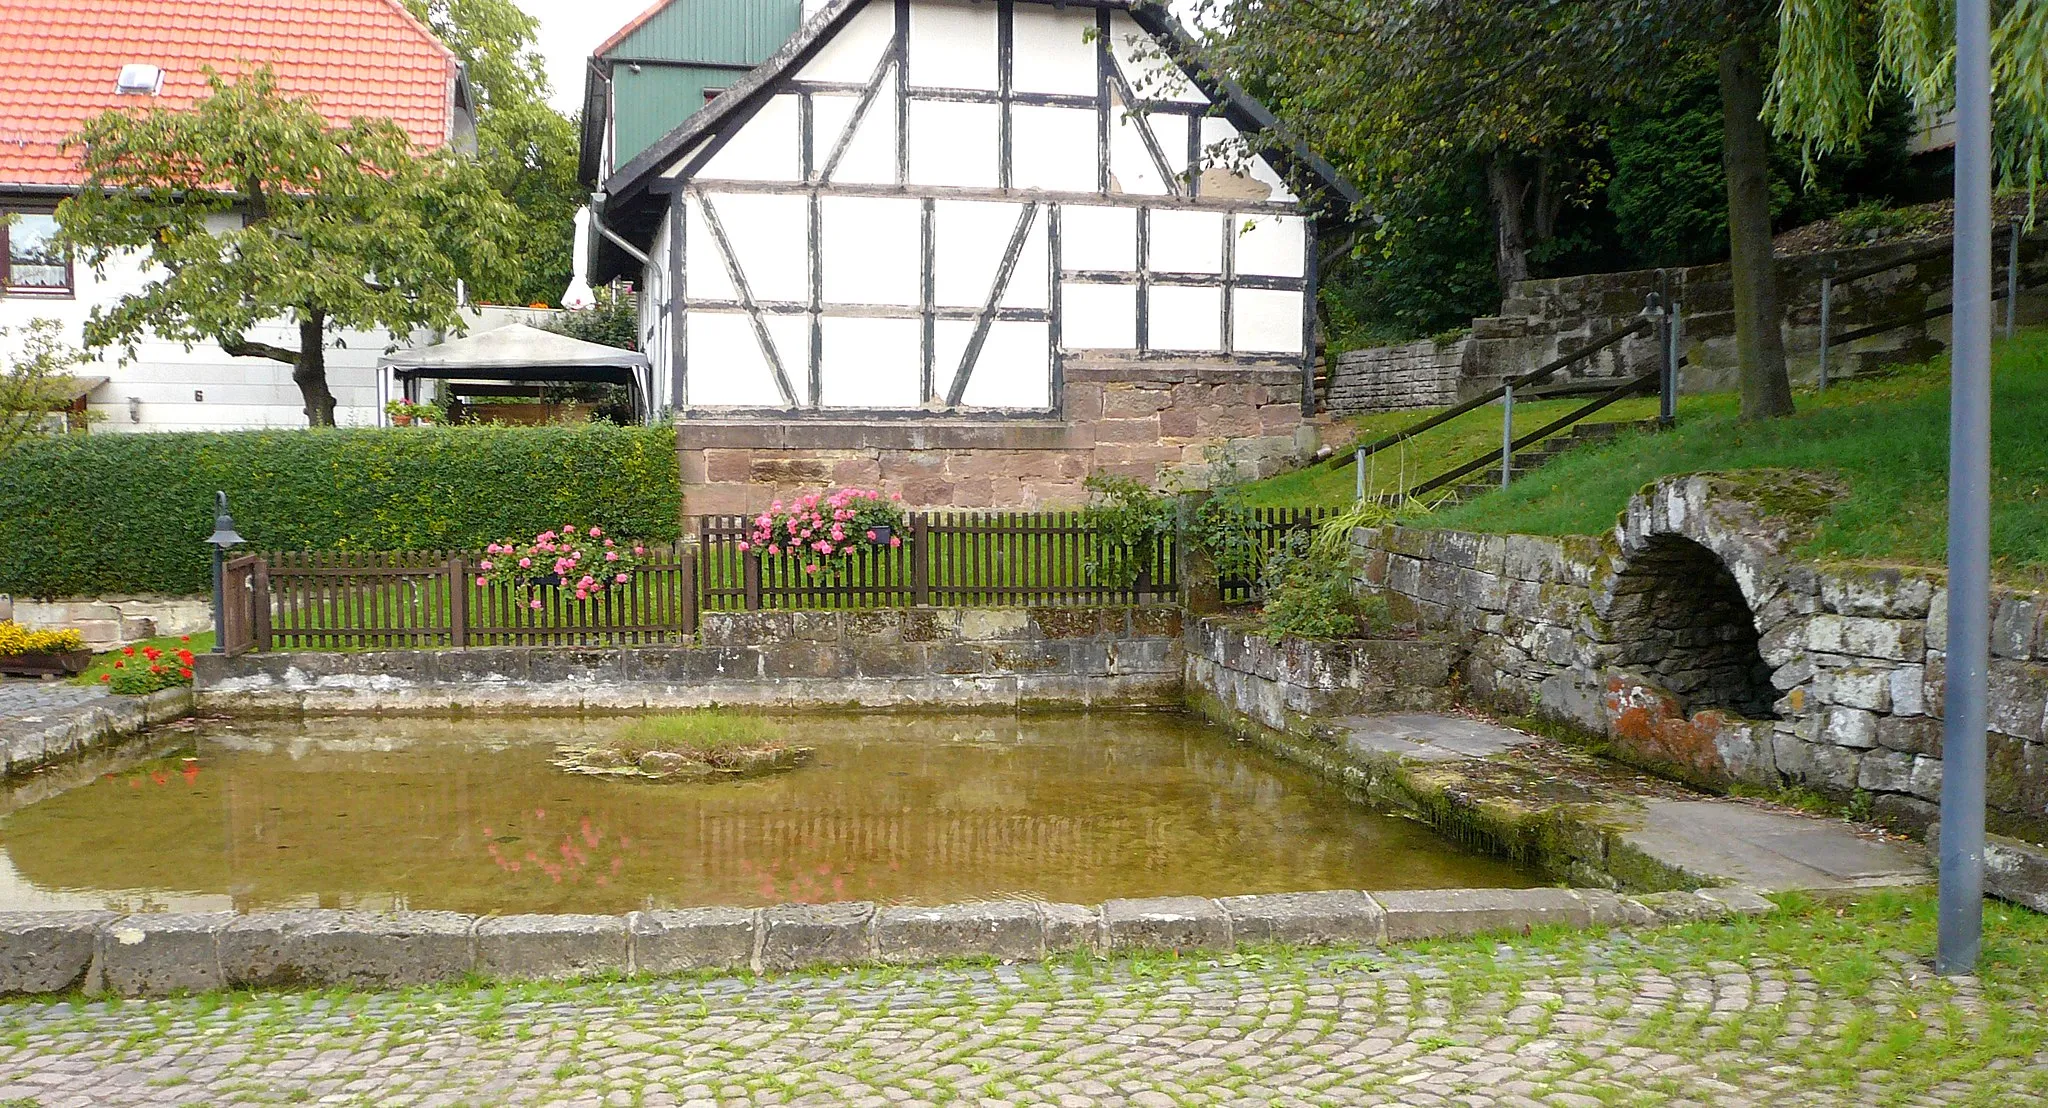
left=0, top=680, right=105, bottom=736
left=0, top=916, right=2033, bottom=1107
left=1338, top=713, right=1929, bottom=893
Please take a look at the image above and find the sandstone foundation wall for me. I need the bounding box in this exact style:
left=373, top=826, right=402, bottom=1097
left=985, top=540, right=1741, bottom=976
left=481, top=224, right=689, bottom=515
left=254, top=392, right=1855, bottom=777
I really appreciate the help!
left=1352, top=474, right=2048, bottom=838
left=678, top=358, right=1318, bottom=521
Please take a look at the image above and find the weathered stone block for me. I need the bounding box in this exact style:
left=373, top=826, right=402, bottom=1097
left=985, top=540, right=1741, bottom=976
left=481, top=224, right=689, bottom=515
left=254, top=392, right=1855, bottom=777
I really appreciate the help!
left=1889, top=665, right=1927, bottom=717
left=1101, top=897, right=1232, bottom=953
left=1805, top=615, right=1926, bottom=662
left=1694, top=888, right=1775, bottom=917
left=759, top=903, right=875, bottom=970
left=1858, top=748, right=1916, bottom=793
left=1929, top=822, right=2048, bottom=913
left=1993, top=596, right=2042, bottom=660
left=474, top=915, right=628, bottom=981
left=98, top=913, right=233, bottom=996
left=1039, top=903, right=1100, bottom=953
left=1821, top=706, right=1880, bottom=749
left=220, top=911, right=474, bottom=989
left=1376, top=888, right=1592, bottom=941
left=1814, top=666, right=1891, bottom=712
left=875, top=902, right=1043, bottom=963
left=1986, top=659, right=2048, bottom=743
left=0, top=912, right=115, bottom=995
left=630, top=908, right=757, bottom=974
left=1216, top=891, right=1385, bottom=946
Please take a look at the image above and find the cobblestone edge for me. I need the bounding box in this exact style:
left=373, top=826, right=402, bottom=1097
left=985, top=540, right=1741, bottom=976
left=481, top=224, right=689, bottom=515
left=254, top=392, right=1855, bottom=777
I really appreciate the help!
left=0, top=886, right=1775, bottom=998
left=1, top=687, right=193, bottom=779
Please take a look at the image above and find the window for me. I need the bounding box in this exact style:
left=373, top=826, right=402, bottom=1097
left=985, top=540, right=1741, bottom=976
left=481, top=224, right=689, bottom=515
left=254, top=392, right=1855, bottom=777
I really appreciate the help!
left=3, top=213, right=70, bottom=294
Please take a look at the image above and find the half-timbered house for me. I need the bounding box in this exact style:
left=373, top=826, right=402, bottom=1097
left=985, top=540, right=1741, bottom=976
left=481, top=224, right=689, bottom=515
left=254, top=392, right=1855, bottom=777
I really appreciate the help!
left=584, top=0, right=1357, bottom=514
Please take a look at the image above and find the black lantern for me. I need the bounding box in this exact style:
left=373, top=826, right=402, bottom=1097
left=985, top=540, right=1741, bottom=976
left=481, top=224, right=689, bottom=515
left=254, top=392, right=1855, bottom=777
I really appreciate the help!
left=207, top=491, right=245, bottom=653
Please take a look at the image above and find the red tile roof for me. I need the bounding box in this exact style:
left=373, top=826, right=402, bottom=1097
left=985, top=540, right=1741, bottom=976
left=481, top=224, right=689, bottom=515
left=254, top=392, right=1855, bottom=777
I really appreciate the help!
left=0, top=0, right=460, bottom=188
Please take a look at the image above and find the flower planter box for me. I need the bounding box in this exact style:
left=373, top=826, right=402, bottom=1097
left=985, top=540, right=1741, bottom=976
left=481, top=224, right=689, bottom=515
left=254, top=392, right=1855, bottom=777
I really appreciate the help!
left=0, top=649, right=93, bottom=677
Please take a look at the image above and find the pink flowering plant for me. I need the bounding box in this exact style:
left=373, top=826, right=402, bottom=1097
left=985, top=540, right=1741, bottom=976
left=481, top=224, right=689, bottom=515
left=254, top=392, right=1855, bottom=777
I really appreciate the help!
left=742, top=488, right=906, bottom=580
left=475, top=525, right=648, bottom=608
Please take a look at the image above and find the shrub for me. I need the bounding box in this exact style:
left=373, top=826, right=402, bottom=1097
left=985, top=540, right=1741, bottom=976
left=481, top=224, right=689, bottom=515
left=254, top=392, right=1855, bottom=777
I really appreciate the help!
left=478, top=525, right=650, bottom=607
left=1078, top=473, right=1175, bottom=588
left=1257, top=533, right=1386, bottom=640
left=0, top=424, right=680, bottom=597
left=743, top=488, right=906, bottom=581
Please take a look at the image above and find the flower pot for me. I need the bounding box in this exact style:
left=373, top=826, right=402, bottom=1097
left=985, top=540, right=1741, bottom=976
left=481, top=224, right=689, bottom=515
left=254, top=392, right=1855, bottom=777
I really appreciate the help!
left=0, top=649, right=93, bottom=677
left=392, top=413, right=413, bottom=426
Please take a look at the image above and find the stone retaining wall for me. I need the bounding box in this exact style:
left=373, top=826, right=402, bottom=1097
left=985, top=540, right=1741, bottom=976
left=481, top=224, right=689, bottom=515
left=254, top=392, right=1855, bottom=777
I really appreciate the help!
left=194, top=607, right=1184, bottom=713
left=1325, top=338, right=1468, bottom=415
left=1, top=595, right=211, bottom=650
left=1468, top=232, right=2048, bottom=396
left=0, top=885, right=1771, bottom=997
left=1181, top=617, right=1460, bottom=735
left=1352, top=473, right=2048, bottom=838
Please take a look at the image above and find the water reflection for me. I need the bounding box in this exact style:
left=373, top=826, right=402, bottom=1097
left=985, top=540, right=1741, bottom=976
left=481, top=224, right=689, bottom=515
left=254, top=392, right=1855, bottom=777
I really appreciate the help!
left=0, top=712, right=1535, bottom=913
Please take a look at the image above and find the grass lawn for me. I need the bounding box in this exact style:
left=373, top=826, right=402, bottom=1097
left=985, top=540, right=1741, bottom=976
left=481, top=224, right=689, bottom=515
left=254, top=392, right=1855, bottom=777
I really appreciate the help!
left=1251, top=325, right=2048, bottom=583
left=1241, top=394, right=1669, bottom=507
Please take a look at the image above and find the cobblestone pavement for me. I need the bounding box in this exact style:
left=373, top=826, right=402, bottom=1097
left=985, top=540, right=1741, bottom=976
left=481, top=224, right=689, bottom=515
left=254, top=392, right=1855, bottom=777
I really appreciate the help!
left=0, top=894, right=2042, bottom=1107
left=0, top=681, right=104, bottom=728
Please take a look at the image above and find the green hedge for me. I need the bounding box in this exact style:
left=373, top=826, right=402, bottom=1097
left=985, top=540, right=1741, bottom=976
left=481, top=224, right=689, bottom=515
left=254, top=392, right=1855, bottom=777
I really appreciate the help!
left=0, top=425, right=681, bottom=597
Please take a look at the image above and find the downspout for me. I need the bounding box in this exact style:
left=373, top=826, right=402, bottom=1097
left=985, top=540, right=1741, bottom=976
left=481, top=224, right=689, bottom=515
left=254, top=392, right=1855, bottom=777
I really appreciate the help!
left=589, top=194, right=650, bottom=267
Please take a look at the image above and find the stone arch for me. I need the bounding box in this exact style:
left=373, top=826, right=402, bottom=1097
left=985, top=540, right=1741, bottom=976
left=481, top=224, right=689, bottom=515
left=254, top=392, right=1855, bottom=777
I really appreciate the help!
left=1602, top=533, right=1780, bottom=718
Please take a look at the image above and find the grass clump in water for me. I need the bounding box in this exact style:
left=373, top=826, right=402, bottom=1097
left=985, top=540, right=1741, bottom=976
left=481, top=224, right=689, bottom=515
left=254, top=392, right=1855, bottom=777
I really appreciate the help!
left=599, top=711, right=786, bottom=767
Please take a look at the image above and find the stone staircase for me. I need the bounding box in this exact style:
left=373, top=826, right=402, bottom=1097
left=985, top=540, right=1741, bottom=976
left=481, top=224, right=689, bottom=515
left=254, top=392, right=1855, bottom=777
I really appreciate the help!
left=1435, top=419, right=1654, bottom=504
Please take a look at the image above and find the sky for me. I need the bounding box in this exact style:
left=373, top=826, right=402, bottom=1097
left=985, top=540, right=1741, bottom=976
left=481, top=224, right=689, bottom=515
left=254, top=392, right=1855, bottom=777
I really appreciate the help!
left=520, top=0, right=658, bottom=113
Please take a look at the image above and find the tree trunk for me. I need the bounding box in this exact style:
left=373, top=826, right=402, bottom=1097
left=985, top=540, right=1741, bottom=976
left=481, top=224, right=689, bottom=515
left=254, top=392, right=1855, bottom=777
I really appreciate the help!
left=1486, top=152, right=1531, bottom=291
left=1718, top=34, right=1795, bottom=420
left=293, top=312, right=337, bottom=427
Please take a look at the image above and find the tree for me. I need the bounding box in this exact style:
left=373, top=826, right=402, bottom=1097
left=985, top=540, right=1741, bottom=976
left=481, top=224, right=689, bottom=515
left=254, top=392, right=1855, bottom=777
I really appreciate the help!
left=1203, top=0, right=2045, bottom=421
left=405, top=0, right=584, bottom=306
left=58, top=66, right=518, bottom=426
left=0, top=318, right=85, bottom=460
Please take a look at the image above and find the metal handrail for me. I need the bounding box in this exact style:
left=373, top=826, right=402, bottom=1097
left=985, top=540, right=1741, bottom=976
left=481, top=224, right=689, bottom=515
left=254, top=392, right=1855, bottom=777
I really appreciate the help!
left=1404, top=370, right=1663, bottom=499
left=1326, top=308, right=1656, bottom=473
left=1818, top=221, right=2031, bottom=387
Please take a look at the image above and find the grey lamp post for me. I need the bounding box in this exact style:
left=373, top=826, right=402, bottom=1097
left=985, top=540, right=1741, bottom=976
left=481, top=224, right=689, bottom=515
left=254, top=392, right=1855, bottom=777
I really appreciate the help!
left=206, top=491, right=246, bottom=655
left=1938, top=0, right=1993, bottom=975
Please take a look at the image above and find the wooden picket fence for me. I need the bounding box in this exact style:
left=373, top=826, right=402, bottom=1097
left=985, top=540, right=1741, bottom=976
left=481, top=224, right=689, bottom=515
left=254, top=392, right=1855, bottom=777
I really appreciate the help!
left=221, top=508, right=1329, bottom=654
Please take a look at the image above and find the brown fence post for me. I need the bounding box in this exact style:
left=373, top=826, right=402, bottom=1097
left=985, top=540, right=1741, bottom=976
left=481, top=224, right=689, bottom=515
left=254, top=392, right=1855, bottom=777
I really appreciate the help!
left=682, top=546, right=699, bottom=637
left=448, top=554, right=468, bottom=648
left=743, top=550, right=762, bottom=611
left=910, top=513, right=930, bottom=606
left=252, top=557, right=272, bottom=652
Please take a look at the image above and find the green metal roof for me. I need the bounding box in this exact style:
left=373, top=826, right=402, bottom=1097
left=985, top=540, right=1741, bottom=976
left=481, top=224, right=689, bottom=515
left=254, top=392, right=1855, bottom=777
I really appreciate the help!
left=581, top=0, right=801, bottom=184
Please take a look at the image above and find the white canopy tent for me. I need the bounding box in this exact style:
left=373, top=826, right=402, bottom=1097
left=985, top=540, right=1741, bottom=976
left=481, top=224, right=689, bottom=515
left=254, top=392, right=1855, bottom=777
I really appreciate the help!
left=376, top=323, right=655, bottom=425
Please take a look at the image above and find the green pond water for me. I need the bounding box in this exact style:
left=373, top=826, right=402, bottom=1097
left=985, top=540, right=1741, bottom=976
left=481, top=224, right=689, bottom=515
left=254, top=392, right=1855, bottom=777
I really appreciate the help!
left=0, top=712, right=1535, bottom=914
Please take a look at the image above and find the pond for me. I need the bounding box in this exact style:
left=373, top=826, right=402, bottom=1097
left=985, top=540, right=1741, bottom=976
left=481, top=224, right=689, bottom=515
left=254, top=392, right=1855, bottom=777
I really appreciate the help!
left=0, top=711, right=1536, bottom=914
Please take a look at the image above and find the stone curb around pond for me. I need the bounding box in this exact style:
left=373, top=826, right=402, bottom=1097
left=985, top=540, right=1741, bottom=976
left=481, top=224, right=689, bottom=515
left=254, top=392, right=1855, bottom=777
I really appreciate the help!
left=1, top=687, right=193, bottom=779
left=0, top=886, right=1777, bottom=998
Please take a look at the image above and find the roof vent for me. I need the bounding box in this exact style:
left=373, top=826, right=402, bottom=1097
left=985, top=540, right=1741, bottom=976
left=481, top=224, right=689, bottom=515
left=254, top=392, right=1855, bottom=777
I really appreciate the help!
left=115, top=64, right=164, bottom=96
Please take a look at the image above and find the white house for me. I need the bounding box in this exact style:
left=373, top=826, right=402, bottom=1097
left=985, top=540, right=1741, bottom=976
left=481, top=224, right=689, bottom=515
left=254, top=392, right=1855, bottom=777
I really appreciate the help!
left=584, top=0, right=1358, bottom=513
left=0, top=0, right=478, bottom=432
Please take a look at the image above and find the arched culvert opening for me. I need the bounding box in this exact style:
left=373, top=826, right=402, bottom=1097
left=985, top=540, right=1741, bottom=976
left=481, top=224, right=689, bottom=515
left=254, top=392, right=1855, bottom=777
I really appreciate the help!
left=1606, top=534, right=1779, bottom=720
